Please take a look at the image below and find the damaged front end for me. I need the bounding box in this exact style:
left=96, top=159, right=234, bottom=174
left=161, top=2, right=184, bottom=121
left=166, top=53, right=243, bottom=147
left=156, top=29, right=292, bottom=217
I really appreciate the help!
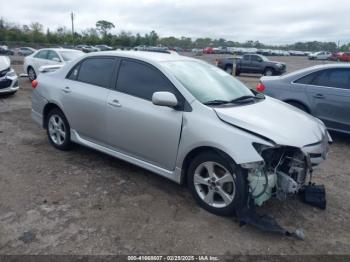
left=238, top=133, right=331, bottom=239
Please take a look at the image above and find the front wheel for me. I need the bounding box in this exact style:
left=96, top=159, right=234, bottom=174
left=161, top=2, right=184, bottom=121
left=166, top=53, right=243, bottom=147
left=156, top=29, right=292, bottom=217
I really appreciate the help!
left=187, top=151, right=247, bottom=216
left=264, top=68, right=274, bottom=76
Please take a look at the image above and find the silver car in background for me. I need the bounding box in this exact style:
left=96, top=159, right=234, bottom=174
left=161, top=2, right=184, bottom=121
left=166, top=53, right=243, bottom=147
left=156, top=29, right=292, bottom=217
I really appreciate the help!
left=31, top=51, right=331, bottom=217
left=259, top=64, right=350, bottom=134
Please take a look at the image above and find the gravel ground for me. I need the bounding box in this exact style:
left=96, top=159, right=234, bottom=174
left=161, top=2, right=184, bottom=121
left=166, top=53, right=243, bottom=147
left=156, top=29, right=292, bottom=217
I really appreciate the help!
left=0, top=55, right=349, bottom=255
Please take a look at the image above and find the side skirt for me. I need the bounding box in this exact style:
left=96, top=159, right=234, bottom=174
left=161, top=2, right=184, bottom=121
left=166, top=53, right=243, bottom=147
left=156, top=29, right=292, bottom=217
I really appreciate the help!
left=70, top=130, right=182, bottom=184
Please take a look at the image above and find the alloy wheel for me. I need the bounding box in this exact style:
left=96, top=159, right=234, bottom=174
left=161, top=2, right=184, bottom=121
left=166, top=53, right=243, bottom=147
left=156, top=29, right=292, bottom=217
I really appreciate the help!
left=48, top=114, right=66, bottom=146
left=193, top=161, right=235, bottom=208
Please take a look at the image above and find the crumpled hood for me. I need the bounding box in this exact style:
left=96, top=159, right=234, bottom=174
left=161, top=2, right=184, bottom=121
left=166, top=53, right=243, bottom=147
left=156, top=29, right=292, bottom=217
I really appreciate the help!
left=214, top=96, right=326, bottom=148
left=0, top=56, right=10, bottom=71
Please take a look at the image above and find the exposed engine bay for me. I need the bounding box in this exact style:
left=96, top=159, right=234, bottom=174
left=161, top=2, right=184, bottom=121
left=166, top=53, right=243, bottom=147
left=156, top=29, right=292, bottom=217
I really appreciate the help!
left=247, top=146, right=311, bottom=206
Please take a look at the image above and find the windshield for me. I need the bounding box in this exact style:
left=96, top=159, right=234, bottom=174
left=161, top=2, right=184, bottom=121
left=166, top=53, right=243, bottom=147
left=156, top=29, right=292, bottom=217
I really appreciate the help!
left=161, top=60, right=253, bottom=104
left=59, top=50, right=83, bottom=62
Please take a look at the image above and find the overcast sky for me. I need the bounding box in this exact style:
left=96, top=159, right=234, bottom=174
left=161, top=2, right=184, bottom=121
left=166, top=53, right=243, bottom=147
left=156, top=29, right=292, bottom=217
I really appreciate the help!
left=1, top=0, right=349, bottom=44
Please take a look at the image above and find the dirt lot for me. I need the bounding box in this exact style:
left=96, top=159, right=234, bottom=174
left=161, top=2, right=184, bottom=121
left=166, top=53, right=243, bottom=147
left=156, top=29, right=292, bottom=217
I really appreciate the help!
left=0, top=55, right=350, bottom=255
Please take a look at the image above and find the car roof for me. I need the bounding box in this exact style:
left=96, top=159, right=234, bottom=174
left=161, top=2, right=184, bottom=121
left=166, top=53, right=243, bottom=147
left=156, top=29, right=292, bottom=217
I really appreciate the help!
left=38, top=48, right=80, bottom=52
left=85, top=50, right=193, bottom=63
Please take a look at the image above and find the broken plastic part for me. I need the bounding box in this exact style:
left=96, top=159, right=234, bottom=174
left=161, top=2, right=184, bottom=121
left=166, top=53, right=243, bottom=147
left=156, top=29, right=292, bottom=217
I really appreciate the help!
left=236, top=206, right=305, bottom=240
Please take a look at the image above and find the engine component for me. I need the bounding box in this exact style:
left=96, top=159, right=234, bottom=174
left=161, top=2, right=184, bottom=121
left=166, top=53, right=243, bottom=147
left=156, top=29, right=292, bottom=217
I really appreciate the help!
left=248, top=170, right=276, bottom=206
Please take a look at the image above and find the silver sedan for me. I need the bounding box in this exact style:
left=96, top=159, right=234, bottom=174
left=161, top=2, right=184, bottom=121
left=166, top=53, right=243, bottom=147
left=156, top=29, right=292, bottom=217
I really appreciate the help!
left=259, top=63, right=350, bottom=134
left=31, top=51, right=331, bottom=216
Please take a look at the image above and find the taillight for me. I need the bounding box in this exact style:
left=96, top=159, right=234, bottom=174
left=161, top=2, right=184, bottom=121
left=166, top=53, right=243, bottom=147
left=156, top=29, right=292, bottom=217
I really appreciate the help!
left=32, top=80, right=38, bottom=89
left=256, top=82, right=265, bottom=92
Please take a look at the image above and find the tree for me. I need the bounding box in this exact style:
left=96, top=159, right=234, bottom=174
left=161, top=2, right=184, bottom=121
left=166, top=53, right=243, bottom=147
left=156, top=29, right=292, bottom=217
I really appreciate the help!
left=96, top=20, right=115, bottom=38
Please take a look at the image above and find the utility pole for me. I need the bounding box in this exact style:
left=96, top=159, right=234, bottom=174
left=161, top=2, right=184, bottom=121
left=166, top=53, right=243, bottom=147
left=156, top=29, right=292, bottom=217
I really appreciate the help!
left=71, top=12, right=75, bottom=46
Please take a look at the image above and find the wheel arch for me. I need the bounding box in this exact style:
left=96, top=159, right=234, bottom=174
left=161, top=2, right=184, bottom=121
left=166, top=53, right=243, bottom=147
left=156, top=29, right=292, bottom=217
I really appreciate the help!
left=42, top=103, right=66, bottom=129
left=283, top=99, right=311, bottom=113
left=180, top=146, right=235, bottom=185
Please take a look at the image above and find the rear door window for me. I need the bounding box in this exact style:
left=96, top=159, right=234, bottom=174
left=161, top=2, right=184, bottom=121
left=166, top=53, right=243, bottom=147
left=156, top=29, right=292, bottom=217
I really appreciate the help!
left=47, top=51, right=60, bottom=61
left=294, top=71, right=320, bottom=84
left=76, top=58, right=115, bottom=88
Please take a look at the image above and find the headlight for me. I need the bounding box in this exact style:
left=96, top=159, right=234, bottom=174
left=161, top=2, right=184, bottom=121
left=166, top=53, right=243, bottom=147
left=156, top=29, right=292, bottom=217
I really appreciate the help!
left=5, top=69, right=16, bottom=77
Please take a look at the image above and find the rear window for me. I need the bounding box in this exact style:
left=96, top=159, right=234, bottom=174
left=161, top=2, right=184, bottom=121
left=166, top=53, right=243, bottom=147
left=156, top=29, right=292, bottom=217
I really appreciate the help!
left=73, top=58, right=115, bottom=88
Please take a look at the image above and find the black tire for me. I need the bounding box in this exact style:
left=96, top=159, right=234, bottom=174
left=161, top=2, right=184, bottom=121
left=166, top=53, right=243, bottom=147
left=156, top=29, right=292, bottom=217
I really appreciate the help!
left=264, top=67, right=274, bottom=76
left=286, top=101, right=309, bottom=113
left=27, top=66, right=37, bottom=81
left=46, top=108, right=72, bottom=151
left=235, top=69, right=240, bottom=76
left=225, top=66, right=233, bottom=75
left=187, top=151, right=247, bottom=217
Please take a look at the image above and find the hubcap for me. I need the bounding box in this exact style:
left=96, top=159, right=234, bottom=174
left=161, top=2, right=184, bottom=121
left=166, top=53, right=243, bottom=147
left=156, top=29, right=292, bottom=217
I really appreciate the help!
left=48, top=114, right=66, bottom=146
left=194, top=161, right=235, bottom=208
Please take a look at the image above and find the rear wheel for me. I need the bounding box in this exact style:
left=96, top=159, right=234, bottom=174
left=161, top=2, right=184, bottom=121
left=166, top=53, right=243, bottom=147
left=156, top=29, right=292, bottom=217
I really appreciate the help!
left=225, top=66, right=233, bottom=75
left=235, top=69, right=240, bottom=76
left=187, top=151, right=247, bottom=216
left=46, top=108, right=72, bottom=150
left=27, top=67, right=37, bottom=81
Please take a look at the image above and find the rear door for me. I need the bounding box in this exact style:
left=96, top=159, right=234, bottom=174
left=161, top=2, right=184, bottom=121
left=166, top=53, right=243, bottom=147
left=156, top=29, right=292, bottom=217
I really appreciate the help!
left=106, top=59, right=184, bottom=170
left=61, top=57, right=117, bottom=144
left=305, top=68, right=350, bottom=132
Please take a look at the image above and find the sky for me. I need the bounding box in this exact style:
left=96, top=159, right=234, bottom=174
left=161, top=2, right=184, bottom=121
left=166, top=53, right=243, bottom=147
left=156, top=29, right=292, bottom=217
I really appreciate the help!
left=1, top=0, right=349, bottom=45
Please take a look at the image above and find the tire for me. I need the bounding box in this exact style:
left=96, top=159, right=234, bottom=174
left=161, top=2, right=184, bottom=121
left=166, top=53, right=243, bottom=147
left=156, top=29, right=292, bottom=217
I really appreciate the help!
left=264, top=68, right=274, bottom=76
left=286, top=101, right=308, bottom=113
left=46, top=108, right=72, bottom=150
left=225, top=66, right=233, bottom=75
left=187, top=151, right=247, bottom=217
left=235, top=69, right=240, bottom=76
left=27, top=67, right=37, bottom=81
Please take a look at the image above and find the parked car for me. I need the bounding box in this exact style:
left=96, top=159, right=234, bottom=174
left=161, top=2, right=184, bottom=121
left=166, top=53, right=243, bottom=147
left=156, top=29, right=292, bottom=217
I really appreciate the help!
left=82, top=46, right=99, bottom=53
left=24, top=48, right=84, bottom=81
left=308, top=51, right=332, bottom=60
left=95, top=45, right=113, bottom=51
left=339, top=52, right=350, bottom=62
left=0, top=46, right=15, bottom=56
left=329, top=52, right=344, bottom=61
left=220, top=54, right=286, bottom=76
left=191, top=48, right=203, bottom=56
left=31, top=51, right=330, bottom=218
left=18, top=47, right=36, bottom=56
left=258, top=64, right=350, bottom=134
left=0, top=56, right=19, bottom=95
left=203, top=47, right=214, bottom=54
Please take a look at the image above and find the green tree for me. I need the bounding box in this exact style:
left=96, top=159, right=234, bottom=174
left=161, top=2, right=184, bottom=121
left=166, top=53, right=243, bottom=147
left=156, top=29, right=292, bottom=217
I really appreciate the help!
left=96, top=20, right=115, bottom=38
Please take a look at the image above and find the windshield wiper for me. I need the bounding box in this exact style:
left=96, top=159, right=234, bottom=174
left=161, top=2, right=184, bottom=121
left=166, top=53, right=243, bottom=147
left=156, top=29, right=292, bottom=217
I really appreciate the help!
left=229, top=95, right=256, bottom=103
left=203, top=99, right=231, bottom=105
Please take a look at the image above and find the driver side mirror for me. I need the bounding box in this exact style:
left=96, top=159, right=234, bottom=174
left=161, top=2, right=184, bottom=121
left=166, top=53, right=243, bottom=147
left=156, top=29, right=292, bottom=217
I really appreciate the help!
left=152, top=92, right=178, bottom=108
left=257, top=58, right=263, bottom=62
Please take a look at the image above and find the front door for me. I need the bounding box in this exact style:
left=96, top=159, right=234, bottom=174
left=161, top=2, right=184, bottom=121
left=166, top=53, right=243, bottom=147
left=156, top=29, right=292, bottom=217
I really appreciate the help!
left=107, top=59, right=184, bottom=170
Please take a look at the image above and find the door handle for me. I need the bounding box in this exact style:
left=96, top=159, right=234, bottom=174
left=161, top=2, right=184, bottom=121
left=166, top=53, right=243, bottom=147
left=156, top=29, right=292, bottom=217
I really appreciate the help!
left=108, top=99, right=121, bottom=107
left=313, top=93, right=325, bottom=99
left=62, top=87, right=71, bottom=93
